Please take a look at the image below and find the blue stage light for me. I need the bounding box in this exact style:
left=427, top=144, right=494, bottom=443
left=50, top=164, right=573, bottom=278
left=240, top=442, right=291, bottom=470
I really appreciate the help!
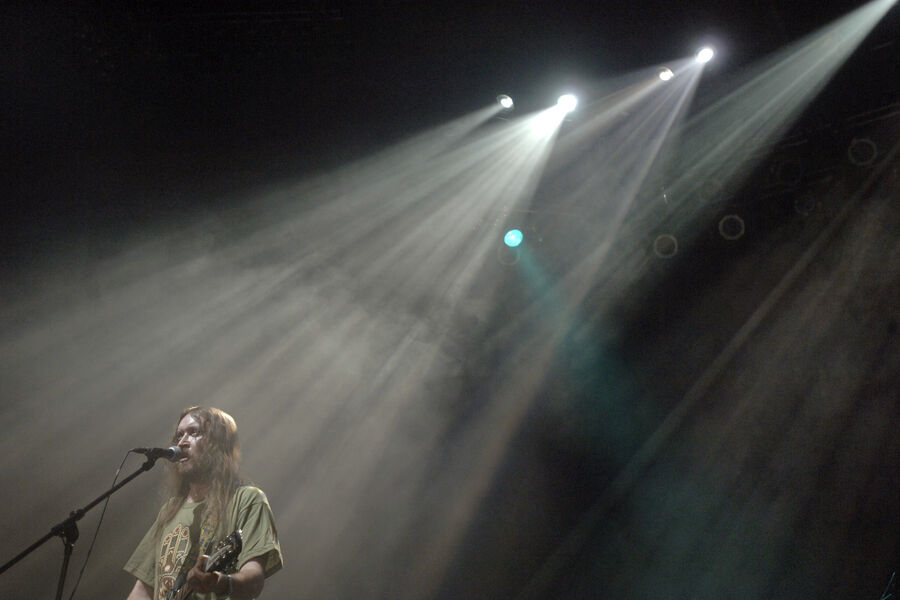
left=504, top=229, right=523, bottom=247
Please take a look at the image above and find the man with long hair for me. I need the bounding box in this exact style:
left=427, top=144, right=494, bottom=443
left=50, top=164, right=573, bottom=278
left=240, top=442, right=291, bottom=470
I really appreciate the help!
left=124, top=407, right=283, bottom=599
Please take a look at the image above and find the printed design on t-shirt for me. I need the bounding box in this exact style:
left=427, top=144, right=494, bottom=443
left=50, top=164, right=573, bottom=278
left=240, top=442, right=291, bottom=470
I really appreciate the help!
left=157, top=523, right=192, bottom=600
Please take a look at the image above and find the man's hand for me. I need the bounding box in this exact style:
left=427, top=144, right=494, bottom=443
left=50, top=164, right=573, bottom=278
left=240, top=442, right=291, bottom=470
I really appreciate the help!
left=183, top=554, right=265, bottom=599
left=185, top=554, right=228, bottom=596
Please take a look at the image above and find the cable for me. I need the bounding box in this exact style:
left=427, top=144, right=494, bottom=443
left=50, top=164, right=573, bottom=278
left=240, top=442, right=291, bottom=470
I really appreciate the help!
left=66, top=450, right=132, bottom=600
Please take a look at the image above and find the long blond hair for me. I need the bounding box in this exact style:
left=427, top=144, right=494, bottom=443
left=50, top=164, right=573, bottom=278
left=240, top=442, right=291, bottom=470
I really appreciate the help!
left=156, top=406, right=242, bottom=539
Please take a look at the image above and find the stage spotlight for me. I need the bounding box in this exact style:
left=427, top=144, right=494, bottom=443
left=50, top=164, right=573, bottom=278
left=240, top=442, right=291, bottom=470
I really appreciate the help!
left=653, top=234, right=679, bottom=259
left=504, top=229, right=524, bottom=247
left=848, top=137, right=877, bottom=166
left=497, top=94, right=514, bottom=110
left=696, top=47, right=715, bottom=63
left=557, top=94, right=578, bottom=113
left=718, top=214, right=745, bottom=240
left=659, top=68, right=674, bottom=81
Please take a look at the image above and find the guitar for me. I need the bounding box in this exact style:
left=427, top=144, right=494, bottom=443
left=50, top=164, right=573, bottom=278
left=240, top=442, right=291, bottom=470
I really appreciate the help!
left=165, top=529, right=243, bottom=600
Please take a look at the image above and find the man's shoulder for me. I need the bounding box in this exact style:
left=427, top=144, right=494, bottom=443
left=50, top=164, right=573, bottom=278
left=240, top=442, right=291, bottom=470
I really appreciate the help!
left=231, top=484, right=271, bottom=506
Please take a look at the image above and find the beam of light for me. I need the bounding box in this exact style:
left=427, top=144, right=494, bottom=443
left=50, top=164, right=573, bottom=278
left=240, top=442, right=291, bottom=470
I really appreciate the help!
left=658, top=0, right=895, bottom=240
left=188, top=103, right=562, bottom=600
left=516, top=134, right=900, bottom=600
left=527, top=7, right=900, bottom=539
left=529, top=58, right=704, bottom=305
left=465, top=67, right=703, bottom=452
left=530, top=104, right=568, bottom=136
left=468, top=61, right=705, bottom=433
left=426, top=75, right=712, bottom=597
left=486, top=60, right=705, bottom=335
left=393, top=60, right=709, bottom=599
left=0, top=100, right=567, bottom=598
left=510, top=3, right=899, bottom=596
left=549, top=57, right=698, bottom=160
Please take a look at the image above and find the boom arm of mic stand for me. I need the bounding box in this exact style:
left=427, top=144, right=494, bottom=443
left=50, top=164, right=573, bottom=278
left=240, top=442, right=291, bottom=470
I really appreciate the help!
left=0, top=456, right=163, bottom=599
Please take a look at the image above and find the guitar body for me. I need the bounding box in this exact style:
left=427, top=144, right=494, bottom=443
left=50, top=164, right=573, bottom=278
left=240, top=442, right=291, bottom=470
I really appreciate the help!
left=165, top=530, right=242, bottom=600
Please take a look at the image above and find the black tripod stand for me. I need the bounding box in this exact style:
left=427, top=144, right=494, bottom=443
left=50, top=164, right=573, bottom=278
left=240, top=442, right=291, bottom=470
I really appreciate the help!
left=0, top=455, right=163, bottom=600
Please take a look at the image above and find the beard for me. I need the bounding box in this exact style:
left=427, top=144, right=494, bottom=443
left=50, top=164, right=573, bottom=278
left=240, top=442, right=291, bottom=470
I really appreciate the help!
left=174, top=445, right=218, bottom=484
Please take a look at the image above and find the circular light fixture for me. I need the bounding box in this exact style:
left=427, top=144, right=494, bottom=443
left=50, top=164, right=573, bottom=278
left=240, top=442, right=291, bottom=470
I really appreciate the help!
left=504, top=229, right=524, bottom=247
left=718, top=214, right=745, bottom=240
left=497, top=94, right=514, bottom=110
left=696, top=47, right=715, bottom=64
left=557, top=94, right=578, bottom=113
left=659, top=68, right=674, bottom=81
left=848, top=137, right=878, bottom=166
left=653, top=234, right=679, bottom=259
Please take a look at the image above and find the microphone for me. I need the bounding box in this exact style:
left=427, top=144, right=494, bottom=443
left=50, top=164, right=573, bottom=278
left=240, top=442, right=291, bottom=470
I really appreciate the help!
left=131, top=446, right=183, bottom=462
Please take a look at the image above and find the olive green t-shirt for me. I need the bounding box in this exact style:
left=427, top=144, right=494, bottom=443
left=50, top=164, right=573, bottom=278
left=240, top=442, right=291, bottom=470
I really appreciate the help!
left=124, top=486, right=283, bottom=600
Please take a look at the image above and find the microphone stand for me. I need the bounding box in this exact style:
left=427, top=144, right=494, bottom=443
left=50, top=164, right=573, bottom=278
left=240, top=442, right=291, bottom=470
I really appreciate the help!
left=0, top=455, right=163, bottom=600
